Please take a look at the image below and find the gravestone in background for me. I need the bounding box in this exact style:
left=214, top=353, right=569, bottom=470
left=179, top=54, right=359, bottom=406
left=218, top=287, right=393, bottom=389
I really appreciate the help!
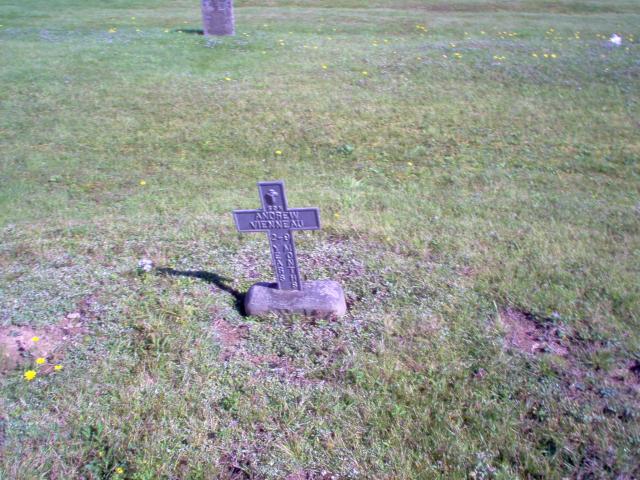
left=233, top=181, right=347, bottom=318
left=201, top=0, right=235, bottom=36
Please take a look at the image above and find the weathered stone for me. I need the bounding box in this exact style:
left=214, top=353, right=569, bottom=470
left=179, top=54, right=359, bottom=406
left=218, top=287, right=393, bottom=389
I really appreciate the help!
left=244, top=280, right=347, bottom=318
left=201, top=0, right=235, bottom=36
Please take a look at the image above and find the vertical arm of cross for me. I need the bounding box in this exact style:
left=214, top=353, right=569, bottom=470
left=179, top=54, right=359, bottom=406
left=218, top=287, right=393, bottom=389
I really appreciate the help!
left=259, top=181, right=298, bottom=290
left=268, top=230, right=301, bottom=290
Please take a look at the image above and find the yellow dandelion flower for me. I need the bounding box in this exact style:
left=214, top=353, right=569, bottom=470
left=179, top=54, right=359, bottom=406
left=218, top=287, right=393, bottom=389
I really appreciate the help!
left=108, top=28, right=117, bottom=33
left=322, top=65, right=328, bottom=69
left=275, top=150, right=282, bottom=155
left=532, top=53, right=538, bottom=57
left=24, top=370, right=37, bottom=381
left=334, top=213, right=340, bottom=219
left=54, top=365, right=63, bottom=371
left=362, top=71, right=368, bottom=76
left=35, top=357, right=45, bottom=365
left=407, top=162, right=413, bottom=166
left=139, top=180, right=146, bottom=186
left=31, top=336, right=40, bottom=343
left=116, top=467, right=124, bottom=475
left=225, top=77, right=231, bottom=81
left=550, top=53, right=557, bottom=58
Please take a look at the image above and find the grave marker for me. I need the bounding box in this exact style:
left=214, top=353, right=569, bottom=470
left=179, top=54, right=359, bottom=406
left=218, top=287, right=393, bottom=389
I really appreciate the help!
left=201, top=0, right=235, bottom=36
left=232, top=181, right=346, bottom=318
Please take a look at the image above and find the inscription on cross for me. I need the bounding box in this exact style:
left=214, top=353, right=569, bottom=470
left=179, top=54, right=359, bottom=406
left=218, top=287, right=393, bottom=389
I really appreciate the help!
left=233, top=181, right=320, bottom=290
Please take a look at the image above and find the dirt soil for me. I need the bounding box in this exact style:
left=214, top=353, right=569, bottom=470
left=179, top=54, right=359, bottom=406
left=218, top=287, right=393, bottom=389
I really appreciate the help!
left=500, top=307, right=569, bottom=356
left=0, top=312, right=86, bottom=374
left=211, top=315, right=335, bottom=386
left=500, top=307, right=639, bottom=404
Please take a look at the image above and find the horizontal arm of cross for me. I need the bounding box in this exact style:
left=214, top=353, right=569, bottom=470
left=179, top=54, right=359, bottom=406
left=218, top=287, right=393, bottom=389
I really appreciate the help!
left=234, top=208, right=320, bottom=232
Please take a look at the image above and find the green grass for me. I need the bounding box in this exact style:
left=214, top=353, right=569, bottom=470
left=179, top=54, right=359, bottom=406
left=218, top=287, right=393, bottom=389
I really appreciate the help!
left=1, top=0, right=639, bottom=478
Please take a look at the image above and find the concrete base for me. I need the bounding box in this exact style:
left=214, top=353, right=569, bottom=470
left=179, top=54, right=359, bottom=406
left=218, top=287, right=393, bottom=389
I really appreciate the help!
left=244, top=280, right=347, bottom=318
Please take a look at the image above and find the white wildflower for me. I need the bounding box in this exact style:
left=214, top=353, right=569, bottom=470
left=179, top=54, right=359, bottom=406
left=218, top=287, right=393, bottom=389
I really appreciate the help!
left=137, top=258, right=154, bottom=272
left=609, top=34, right=622, bottom=46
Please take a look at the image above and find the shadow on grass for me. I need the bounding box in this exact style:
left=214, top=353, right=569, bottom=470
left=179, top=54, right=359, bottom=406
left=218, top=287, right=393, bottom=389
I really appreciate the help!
left=157, top=267, right=246, bottom=316
left=175, top=28, right=204, bottom=35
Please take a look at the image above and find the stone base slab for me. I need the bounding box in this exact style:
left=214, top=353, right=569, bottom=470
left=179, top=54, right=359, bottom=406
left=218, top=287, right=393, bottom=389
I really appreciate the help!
left=244, top=280, right=347, bottom=318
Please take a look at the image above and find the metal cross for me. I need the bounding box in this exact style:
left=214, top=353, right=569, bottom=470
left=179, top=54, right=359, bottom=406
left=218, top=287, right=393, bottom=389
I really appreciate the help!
left=233, top=181, right=320, bottom=290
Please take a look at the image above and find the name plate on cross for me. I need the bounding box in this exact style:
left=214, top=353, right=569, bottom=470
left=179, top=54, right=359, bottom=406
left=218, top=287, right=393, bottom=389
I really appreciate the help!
left=233, top=181, right=320, bottom=290
left=232, top=181, right=346, bottom=318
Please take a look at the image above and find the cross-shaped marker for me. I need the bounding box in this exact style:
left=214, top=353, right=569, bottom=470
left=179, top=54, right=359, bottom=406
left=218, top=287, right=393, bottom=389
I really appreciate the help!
left=233, top=181, right=320, bottom=290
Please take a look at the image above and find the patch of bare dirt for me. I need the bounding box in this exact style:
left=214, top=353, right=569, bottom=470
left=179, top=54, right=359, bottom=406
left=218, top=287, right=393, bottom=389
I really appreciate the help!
left=212, top=317, right=250, bottom=362
left=458, top=265, right=476, bottom=278
left=211, top=317, right=327, bottom=386
left=501, top=307, right=639, bottom=476
left=218, top=451, right=252, bottom=480
left=248, top=353, right=313, bottom=384
left=217, top=424, right=277, bottom=480
left=0, top=312, right=87, bottom=374
left=609, top=360, right=640, bottom=395
left=500, top=308, right=569, bottom=356
left=501, top=307, right=640, bottom=413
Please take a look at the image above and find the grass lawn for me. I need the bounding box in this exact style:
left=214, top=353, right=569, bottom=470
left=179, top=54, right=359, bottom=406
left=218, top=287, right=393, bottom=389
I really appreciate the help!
left=1, top=0, right=639, bottom=478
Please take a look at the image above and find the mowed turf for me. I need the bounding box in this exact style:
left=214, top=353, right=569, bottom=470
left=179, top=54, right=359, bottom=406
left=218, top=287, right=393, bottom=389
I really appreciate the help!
left=0, top=0, right=639, bottom=478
